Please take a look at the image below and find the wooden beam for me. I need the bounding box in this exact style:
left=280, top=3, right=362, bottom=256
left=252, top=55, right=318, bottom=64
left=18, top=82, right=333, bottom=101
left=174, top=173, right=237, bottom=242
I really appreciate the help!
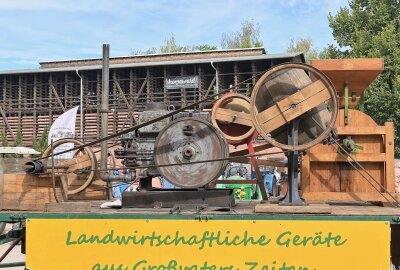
left=385, top=122, right=395, bottom=193
left=256, top=80, right=330, bottom=134
left=231, top=156, right=287, bottom=167
left=309, top=153, right=386, bottom=162
left=0, top=104, right=15, bottom=140
left=337, top=126, right=386, bottom=135
left=255, top=204, right=332, bottom=214
left=118, top=76, right=147, bottom=132
left=302, top=191, right=400, bottom=203
left=113, top=74, right=136, bottom=121
left=230, top=143, right=272, bottom=156
left=49, top=80, right=66, bottom=112
left=214, top=108, right=253, bottom=127
left=204, top=76, right=216, bottom=98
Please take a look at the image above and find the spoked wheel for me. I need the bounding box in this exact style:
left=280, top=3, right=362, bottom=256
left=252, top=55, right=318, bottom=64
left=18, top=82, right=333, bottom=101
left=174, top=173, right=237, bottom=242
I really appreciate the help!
left=250, top=63, right=338, bottom=151
left=42, top=138, right=97, bottom=195
left=211, top=92, right=256, bottom=145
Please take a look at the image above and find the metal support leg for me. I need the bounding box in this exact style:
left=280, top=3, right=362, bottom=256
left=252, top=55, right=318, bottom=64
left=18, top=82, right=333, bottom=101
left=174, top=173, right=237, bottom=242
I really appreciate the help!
left=139, top=177, right=153, bottom=191
left=280, top=119, right=306, bottom=205
left=247, top=140, right=268, bottom=200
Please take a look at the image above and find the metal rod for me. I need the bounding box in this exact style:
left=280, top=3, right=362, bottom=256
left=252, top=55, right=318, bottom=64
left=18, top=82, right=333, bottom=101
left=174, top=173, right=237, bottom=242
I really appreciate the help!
left=210, top=61, right=219, bottom=96
left=100, top=44, right=110, bottom=172
left=50, top=139, right=59, bottom=203
left=333, top=140, right=400, bottom=207
left=0, top=262, right=25, bottom=268
left=0, top=236, right=23, bottom=263
left=112, top=150, right=287, bottom=171
left=76, top=69, right=84, bottom=138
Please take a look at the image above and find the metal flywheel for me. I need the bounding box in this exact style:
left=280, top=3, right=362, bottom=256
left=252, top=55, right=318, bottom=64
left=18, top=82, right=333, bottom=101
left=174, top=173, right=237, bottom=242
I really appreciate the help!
left=154, top=117, right=229, bottom=188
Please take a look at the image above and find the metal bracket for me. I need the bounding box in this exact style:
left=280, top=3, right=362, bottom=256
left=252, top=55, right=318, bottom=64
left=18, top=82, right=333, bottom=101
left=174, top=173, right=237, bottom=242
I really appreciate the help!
left=280, top=119, right=306, bottom=205
left=9, top=214, right=27, bottom=222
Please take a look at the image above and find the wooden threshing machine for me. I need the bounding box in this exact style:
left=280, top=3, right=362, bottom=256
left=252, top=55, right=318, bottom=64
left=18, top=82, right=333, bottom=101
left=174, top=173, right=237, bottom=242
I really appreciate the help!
left=0, top=46, right=398, bottom=269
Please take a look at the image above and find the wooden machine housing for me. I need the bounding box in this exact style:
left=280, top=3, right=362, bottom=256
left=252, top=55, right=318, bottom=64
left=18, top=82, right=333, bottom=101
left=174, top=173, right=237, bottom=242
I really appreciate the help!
left=301, top=58, right=398, bottom=202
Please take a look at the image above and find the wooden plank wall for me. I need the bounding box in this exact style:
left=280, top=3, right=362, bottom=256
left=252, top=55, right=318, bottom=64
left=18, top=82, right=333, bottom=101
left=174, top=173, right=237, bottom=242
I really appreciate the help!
left=0, top=173, right=107, bottom=211
left=0, top=59, right=291, bottom=146
left=301, top=109, right=396, bottom=202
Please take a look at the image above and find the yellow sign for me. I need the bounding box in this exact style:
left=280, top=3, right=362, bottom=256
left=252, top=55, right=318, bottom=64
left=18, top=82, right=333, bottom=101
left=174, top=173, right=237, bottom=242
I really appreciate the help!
left=26, top=219, right=390, bottom=270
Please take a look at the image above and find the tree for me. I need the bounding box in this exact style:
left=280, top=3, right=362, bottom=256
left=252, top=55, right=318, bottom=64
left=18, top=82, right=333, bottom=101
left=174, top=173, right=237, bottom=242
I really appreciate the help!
left=319, top=44, right=349, bottom=59
left=221, top=19, right=263, bottom=49
left=132, top=34, right=217, bottom=55
left=193, top=44, right=218, bottom=51
left=323, top=0, right=400, bottom=157
left=286, top=38, right=319, bottom=63
left=0, top=130, right=8, bottom=147
left=13, top=129, right=23, bottom=147
left=32, top=126, right=50, bottom=154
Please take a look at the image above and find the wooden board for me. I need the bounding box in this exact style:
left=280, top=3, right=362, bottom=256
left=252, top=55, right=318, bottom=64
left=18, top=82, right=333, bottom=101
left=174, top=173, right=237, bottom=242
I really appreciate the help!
left=214, top=108, right=253, bottom=127
left=0, top=173, right=107, bottom=211
left=255, top=203, right=400, bottom=216
left=301, top=109, right=395, bottom=202
left=311, top=58, right=384, bottom=99
left=255, top=204, right=332, bottom=214
left=256, top=80, right=330, bottom=134
left=45, top=202, right=92, bottom=212
left=302, top=192, right=400, bottom=203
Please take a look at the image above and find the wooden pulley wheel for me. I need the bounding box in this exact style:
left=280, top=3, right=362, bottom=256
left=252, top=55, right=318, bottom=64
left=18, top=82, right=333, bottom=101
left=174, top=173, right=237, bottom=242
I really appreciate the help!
left=42, top=138, right=97, bottom=195
left=250, top=63, right=338, bottom=151
left=154, top=117, right=229, bottom=188
left=211, top=92, right=256, bottom=145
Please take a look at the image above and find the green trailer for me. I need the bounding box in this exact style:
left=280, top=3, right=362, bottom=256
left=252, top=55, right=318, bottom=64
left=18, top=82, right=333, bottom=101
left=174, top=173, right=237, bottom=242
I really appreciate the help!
left=0, top=202, right=399, bottom=270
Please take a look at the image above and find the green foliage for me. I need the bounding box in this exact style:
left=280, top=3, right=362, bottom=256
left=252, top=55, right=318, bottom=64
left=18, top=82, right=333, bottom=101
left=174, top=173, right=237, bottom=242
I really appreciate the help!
left=13, top=130, right=23, bottom=147
left=0, top=130, right=8, bottom=147
left=32, top=126, right=50, bottom=154
left=132, top=34, right=217, bottom=55
left=324, top=0, right=400, bottom=156
left=319, top=44, right=350, bottom=59
left=132, top=19, right=264, bottom=55
left=193, top=44, right=218, bottom=51
left=221, top=19, right=263, bottom=49
left=286, top=38, right=319, bottom=63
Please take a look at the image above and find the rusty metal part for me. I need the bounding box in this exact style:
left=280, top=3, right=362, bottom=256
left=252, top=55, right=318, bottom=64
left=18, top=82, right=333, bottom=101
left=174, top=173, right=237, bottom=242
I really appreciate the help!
left=154, top=117, right=229, bottom=188
left=42, top=138, right=97, bottom=195
left=229, top=143, right=272, bottom=157
left=211, top=92, right=256, bottom=145
left=122, top=189, right=233, bottom=209
left=250, top=63, right=338, bottom=151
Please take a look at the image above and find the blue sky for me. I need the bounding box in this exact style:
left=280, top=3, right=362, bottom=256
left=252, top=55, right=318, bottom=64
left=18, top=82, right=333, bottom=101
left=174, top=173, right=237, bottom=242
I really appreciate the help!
left=0, top=0, right=348, bottom=70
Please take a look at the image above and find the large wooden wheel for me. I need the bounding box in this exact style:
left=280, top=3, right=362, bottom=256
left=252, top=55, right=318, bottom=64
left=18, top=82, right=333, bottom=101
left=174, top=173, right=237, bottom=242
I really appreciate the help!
left=211, top=92, right=256, bottom=145
left=42, top=138, right=97, bottom=195
left=250, top=63, right=338, bottom=151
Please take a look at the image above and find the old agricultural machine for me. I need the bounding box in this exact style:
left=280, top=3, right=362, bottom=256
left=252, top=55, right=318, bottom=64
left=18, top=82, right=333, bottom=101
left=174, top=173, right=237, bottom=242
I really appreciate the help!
left=0, top=45, right=398, bottom=269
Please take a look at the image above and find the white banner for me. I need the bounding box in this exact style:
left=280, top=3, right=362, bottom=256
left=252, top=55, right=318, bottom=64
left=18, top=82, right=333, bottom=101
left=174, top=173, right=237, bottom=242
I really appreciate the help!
left=48, top=106, right=79, bottom=159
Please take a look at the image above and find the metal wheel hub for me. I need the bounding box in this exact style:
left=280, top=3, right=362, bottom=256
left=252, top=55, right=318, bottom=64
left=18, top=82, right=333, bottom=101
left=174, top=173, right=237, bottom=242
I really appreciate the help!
left=178, top=142, right=200, bottom=162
